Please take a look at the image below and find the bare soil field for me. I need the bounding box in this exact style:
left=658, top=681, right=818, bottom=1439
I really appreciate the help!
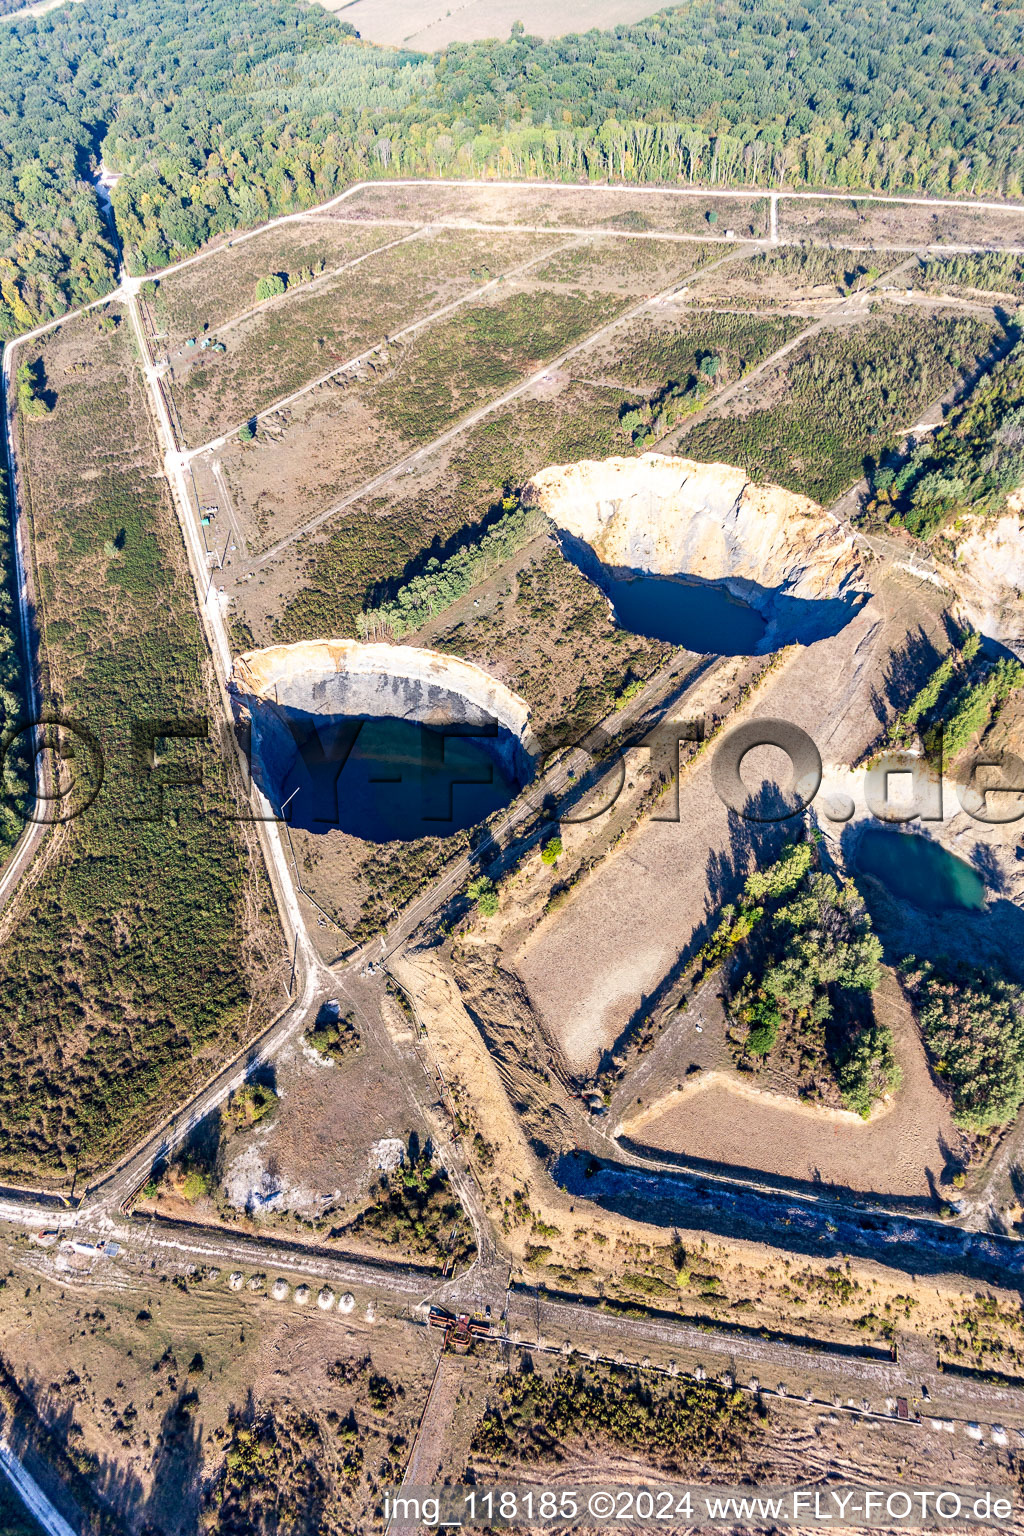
left=616, top=968, right=958, bottom=1200
left=779, top=196, right=1024, bottom=249
left=322, top=0, right=666, bottom=48
left=151, top=218, right=405, bottom=349
left=513, top=572, right=949, bottom=1076
left=337, top=181, right=771, bottom=239
left=167, top=227, right=565, bottom=444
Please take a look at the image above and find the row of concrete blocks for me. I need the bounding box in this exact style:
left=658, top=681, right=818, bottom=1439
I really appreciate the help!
left=225, top=1269, right=376, bottom=1319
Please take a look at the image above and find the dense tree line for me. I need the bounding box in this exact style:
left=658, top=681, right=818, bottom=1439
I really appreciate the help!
left=357, top=496, right=542, bottom=638
left=883, top=627, right=1024, bottom=762
left=2, top=0, right=1024, bottom=335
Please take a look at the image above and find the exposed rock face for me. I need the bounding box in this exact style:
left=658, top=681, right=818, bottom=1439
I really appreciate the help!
left=230, top=639, right=537, bottom=813
left=942, top=510, right=1024, bottom=649
left=524, top=454, right=866, bottom=636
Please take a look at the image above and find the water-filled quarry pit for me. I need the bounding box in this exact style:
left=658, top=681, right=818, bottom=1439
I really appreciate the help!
left=229, top=640, right=537, bottom=841
left=524, top=453, right=869, bottom=653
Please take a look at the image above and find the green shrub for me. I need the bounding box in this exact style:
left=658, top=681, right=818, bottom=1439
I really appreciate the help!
left=254, top=273, right=286, bottom=302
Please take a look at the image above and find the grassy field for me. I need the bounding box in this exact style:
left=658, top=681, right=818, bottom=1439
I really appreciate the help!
left=2, top=310, right=285, bottom=1182
left=529, top=237, right=719, bottom=294
left=150, top=219, right=400, bottom=349
left=683, top=311, right=999, bottom=503
left=167, top=228, right=562, bottom=444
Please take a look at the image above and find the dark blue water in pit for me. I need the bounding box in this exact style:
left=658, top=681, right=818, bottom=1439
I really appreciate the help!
left=278, top=715, right=522, bottom=841
left=602, top=572, right=767, bottom=654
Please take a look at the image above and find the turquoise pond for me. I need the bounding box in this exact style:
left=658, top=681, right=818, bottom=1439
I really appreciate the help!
left=855, top=829, right=987, bottom=913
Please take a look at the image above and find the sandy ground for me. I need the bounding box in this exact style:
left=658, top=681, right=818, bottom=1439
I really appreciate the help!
left=779, top=197, right=1024, bottom=249
left=514, top=572, right=948, bottom=1074
left=337, top=182, right=770, bottom=238
left=317, top=0, right=668, bottom=47
left=619, top=969, right=959, bottom=1198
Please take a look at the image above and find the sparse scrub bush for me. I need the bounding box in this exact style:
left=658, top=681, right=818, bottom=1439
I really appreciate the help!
left=224, top=1082, right=278, bottom=1131
left=306, top=1009, right=360, bottom=1064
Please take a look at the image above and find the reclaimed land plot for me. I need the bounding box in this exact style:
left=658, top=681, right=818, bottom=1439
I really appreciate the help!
left=693, top=247, right=878, bottom=306
left=779, top=196, right=1024, bottom=249
left=612, top=969, right=957, bottom=1200
left=150, top=218, right=406, bottom=350
left=682, top=309, right=1000, bottom=504
left=166, top=227, right=563, bottom=445
left=212, top=277, right=625, bottom=555
left=264, top=379, right=631, bottom=650
left=335, top=181, right=771, bottom=239
left=3, top=310, right=286, bottom=1184
left=578, top=306, right=805, bottom=391
left=909, top=251, right=1024, bottom=301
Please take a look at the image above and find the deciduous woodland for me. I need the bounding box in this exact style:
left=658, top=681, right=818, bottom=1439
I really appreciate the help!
left=3, top=0, right=1024, bottom=334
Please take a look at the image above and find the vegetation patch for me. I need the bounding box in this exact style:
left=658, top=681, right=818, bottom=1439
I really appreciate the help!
left=911, top=252, right=1024, bottom=301
left=357, top=496, right=544, bottom=639
left=330, top=1144, right=474, bottom=1267
left=903, top=959, right=1024, bottom=1129
left=602, top=308, right=802, bottom=393
left=864, top=332, right=1024, bottom=540
left=306, top=1007, right=361, bottom=1064
left=882, top=628, right=1024, bottom=764
left=0, top=316, right=283, bottom=1181
left=470, top=1360, right=755, bottom=1470
left=686, top=313, right=997, bottom=504
left=0, top=463, right=30, bottom=865
left=719, top=843, right=896, bottom=1116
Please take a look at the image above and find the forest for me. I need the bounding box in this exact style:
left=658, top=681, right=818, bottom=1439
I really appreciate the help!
left=2, top=0, right=1024, bottom=335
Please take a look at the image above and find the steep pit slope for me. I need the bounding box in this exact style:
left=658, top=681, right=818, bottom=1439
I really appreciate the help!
left=230, top=640, right=537, bottom=837
left=941, top=507, right=1024, bottom=650
left=525, top=454, right=866, bottom=645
